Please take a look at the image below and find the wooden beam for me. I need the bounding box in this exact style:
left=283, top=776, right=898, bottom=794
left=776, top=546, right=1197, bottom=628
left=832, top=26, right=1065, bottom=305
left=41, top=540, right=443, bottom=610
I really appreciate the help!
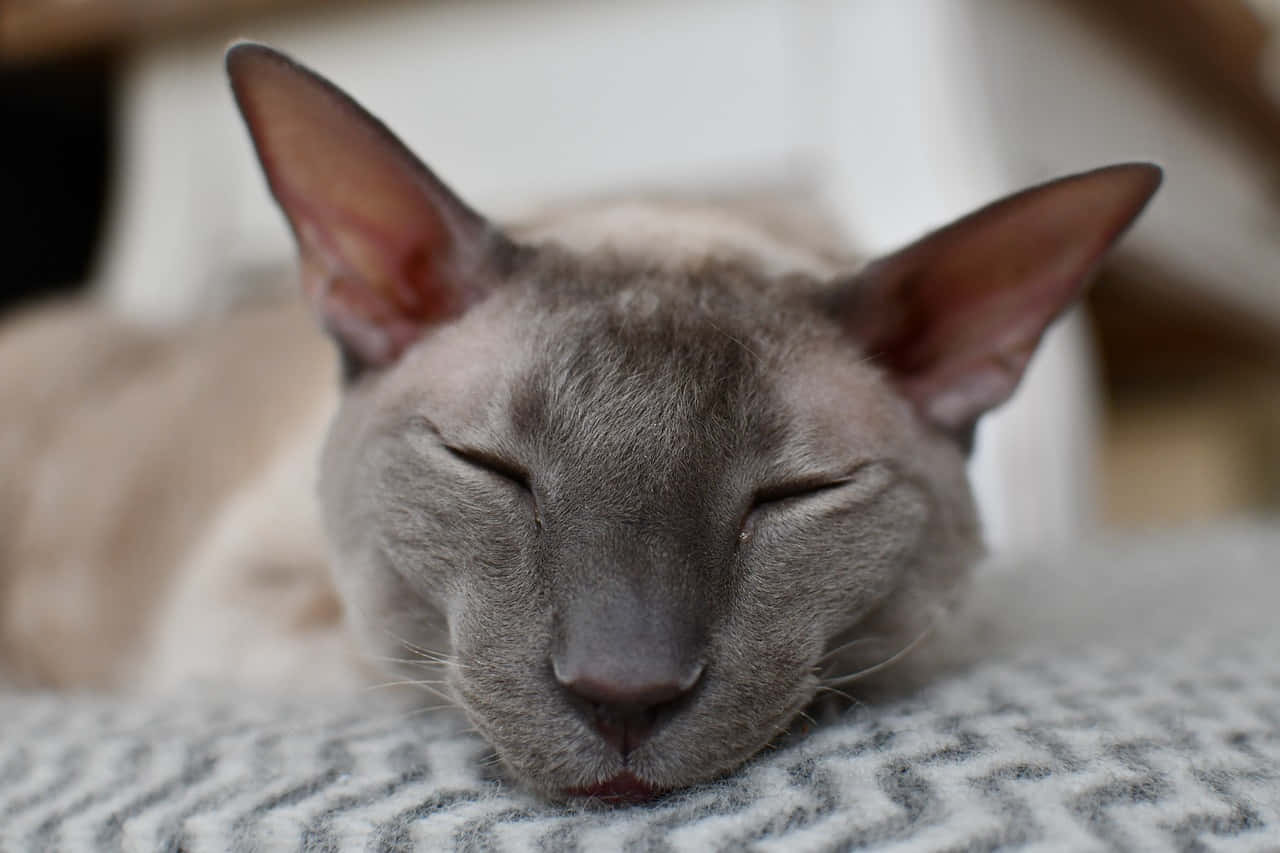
left=1073, top=0, right=1280, bottom=156
left=0, top=0, right=378, bottom=64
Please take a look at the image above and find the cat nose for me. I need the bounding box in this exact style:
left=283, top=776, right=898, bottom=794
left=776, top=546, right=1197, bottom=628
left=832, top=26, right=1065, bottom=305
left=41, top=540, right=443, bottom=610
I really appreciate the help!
left=552, top=654, right=704, bottom=756
left=553, top=657, right=703, bottom=706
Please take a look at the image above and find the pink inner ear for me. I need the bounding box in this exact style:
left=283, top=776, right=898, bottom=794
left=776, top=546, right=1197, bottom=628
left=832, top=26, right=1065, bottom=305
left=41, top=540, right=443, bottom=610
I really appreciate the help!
left=228, top=44, right=499, bottom=368
left=285, top=191, right=463, bottom=364
left=844, top=164, right=1162, bottom=434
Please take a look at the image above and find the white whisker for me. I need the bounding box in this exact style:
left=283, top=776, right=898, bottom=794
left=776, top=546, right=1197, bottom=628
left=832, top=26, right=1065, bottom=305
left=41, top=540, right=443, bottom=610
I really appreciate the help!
left=822, top=618, right=936, bottom=687
left=373, top=702, right=458, bottom=725
left=817, top=633, right=887, bottom=665
left=363, top=678, right=456, bottom=706
left=365, top=679, right=451, bottom=690
left=369, top=655, right=451, bottom=669
left=396, top=640, right=467, bottom=668
left=814, top=683, right=859, bottom=705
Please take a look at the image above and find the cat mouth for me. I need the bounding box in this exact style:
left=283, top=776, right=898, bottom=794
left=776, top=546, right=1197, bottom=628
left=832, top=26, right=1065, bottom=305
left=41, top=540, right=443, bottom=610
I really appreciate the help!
left=565, top=771, right=660, bottom=803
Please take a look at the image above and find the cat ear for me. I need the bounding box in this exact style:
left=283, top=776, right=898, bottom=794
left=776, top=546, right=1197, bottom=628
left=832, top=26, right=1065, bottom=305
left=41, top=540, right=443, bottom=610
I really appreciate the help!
left=226, top=43, right=518, bottom=373
left=829, top=163, right=1161, bottom=440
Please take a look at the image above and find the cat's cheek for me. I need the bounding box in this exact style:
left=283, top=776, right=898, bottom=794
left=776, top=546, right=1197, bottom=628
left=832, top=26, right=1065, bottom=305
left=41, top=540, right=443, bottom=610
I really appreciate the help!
left=469, top=498, right=543, bottom=584
left=735, top=481, right=932, bottom=647
left=444, top=504, right=547, bottom=649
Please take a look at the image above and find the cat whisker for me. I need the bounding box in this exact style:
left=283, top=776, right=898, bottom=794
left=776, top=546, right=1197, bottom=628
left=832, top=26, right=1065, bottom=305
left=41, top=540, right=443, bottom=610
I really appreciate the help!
left=365, top=678, right=452, bottom=690
left=394, top=638, right=465, bottom=667
left=816, top=633, right=888, bottom=666
left=408, top=652, right=470, bottom=671
left=813, top=683, right=860, bottom=706
left=373, top=702, right=459, bottom=725
left=339, top=594, right=470, bottom=675
left=413, top=683, right=457, bottom=707
left=363, top=678, right=457, bottom=707
left=369, top=654, right=455, bottom=670
left=350, top=601, right=464, bottom=668
left=822, top=614, right=938, bottom=688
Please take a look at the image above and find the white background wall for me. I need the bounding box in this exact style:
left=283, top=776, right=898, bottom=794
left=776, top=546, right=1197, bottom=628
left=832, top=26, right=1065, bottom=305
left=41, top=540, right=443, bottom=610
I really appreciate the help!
left=95, top=0, right=1277, bottom=552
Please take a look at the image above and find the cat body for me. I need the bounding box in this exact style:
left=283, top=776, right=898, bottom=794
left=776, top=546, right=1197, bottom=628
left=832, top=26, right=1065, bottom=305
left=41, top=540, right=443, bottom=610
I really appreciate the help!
left=0, top=44, right=1160, bottom=798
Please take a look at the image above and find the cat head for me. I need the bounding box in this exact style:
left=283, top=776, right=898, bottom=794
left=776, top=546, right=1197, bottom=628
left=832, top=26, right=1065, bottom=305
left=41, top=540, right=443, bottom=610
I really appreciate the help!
left=227, top=43, right=1160, bottom=799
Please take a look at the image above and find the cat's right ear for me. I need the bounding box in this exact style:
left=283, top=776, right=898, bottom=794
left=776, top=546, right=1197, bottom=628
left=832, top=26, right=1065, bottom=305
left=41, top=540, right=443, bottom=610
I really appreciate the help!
left=226, top=43, right=519, bottom=375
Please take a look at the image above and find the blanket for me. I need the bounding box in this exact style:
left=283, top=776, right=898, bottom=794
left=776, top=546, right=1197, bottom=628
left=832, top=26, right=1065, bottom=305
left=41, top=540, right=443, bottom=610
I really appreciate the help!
left=2, top=521, right=1278, bottom=851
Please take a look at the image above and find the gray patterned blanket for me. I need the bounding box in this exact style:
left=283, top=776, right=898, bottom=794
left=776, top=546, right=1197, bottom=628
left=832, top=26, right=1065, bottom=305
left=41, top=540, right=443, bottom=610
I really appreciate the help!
left=3, top=522, right=1278, bottom=851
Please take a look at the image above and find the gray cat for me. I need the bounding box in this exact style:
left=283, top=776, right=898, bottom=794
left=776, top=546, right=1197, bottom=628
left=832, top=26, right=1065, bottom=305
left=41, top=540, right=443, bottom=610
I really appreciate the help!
left=0, top=43, right=1160, bottom=802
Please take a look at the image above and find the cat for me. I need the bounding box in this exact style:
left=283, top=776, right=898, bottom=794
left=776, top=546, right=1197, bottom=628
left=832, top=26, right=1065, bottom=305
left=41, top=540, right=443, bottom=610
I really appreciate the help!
left=0, top=42, right=1161, bottom=800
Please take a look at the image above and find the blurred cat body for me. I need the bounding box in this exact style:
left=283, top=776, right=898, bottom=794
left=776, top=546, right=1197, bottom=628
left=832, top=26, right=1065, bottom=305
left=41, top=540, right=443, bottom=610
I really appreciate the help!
left=0, top=44, right=1160, bottom=797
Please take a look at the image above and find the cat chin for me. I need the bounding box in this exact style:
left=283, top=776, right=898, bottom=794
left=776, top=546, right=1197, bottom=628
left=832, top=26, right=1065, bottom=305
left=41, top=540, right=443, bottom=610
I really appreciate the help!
left=471, top=680, right=818, bottom=802
left=470, top=710, right=742, bottom=798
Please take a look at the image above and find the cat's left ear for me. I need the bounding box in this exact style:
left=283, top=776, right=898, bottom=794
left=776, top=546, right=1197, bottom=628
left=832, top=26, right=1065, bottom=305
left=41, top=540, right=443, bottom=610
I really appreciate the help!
left=226, top=43, right=519, bottom=374
left=827, top=163, right=1161, bottom=442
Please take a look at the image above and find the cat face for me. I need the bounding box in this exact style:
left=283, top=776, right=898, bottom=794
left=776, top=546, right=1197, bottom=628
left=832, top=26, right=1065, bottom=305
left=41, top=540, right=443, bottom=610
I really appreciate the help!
left=226, top=43, right=1160, bottom=798
left=318, top=256, right=977, bottom=795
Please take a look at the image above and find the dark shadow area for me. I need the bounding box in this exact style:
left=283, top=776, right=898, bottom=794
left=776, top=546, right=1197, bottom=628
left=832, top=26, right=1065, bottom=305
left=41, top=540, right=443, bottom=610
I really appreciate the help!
left=0, top=52, right=114, bottom=314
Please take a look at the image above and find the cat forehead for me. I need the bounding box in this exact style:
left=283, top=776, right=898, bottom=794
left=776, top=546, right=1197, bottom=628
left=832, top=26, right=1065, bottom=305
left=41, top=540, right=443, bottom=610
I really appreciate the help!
left=515, top=251, right=821, bottom=386
left=378, top=195, right=846, bottom=416
left=375, top=253, right=820, bottom=436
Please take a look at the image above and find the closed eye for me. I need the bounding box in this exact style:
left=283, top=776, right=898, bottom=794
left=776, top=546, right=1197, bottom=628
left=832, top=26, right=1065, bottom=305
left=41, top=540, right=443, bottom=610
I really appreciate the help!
left=444, top=445, right=534, bottom=494
left=738, top=476, right=852, bottom=545
left=750, top=477, right=851, bottom=510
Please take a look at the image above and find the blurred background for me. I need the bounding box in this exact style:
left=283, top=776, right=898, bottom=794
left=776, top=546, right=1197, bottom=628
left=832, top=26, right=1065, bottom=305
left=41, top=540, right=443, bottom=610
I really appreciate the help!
left=2, top=0, right=1278, bottom=552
